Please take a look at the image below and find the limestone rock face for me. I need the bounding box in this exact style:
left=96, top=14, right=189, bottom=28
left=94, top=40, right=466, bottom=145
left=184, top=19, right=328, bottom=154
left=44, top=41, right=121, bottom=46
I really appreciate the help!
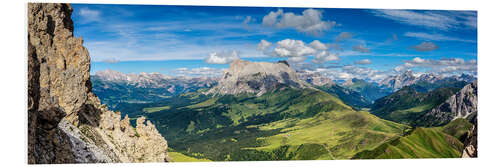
left=419, top=81, right=478, bottom=126
left=207, top=60, right=311, bottom=96
left=28, top=3, right=169, bottom=164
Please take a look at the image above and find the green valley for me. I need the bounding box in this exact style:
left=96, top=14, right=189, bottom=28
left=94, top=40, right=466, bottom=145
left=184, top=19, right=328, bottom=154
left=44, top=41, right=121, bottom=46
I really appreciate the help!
left=134, top=88, right=410, bottom=161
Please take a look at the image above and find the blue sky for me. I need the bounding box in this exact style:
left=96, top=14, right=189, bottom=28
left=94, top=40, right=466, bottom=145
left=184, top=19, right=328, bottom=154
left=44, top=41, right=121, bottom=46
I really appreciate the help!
left=72, top=4, right=477, bottom=81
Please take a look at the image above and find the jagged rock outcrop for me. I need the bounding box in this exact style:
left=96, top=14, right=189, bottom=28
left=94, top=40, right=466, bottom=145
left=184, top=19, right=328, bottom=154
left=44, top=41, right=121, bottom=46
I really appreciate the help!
left=207, top=60, right=311, bottom=96
left=28, top=3, right=169, bottom=164
left=297, top=71, right=334, bottom=86
left=462, top=124, right=477, bottom=158
left=379, top=71, right=418, bottom=91
left=418, top=81, right=478, bottom=126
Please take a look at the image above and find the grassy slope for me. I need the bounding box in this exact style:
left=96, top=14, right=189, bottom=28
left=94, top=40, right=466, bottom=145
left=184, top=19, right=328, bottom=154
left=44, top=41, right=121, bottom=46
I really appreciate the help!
left=168, top=148, right=212, bottom=162
left=352, top=118, right=472, bottom=159
left=148, top=88, right=409, bottom=161
left=143, top=105, right=171, bottom=113
left=370, top=86, right=459, bottom=125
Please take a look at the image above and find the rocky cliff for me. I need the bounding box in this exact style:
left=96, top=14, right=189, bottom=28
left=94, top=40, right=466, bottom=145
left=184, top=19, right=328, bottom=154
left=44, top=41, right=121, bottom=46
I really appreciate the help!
left=418, top=81, right=478, bottom=126
left=207, top=60, right=311, bottom=96
left=28, top=3, right=169, bottom=164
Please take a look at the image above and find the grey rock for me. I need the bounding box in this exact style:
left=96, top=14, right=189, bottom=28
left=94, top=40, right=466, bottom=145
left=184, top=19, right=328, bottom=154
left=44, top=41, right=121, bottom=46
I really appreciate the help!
left=419, top=81, right=478, bottom=126
left=28, top=3, right=169, bottom=164
left=207, top=60, right=312, bottom=96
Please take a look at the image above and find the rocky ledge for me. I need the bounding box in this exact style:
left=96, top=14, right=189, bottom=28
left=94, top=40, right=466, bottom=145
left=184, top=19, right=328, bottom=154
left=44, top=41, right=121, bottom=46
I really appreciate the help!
left=28, top=3, right=169, bottom=164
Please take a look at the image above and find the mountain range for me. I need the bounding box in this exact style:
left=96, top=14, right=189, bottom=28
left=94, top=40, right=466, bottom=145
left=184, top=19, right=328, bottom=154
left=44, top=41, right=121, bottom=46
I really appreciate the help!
left=28, top=3, right=478, bottom=164
left=90, top=59, right=477, bottom=161
left=378, top=70, right=475, bottom=91
left=91, top=70, right=217, bottom=109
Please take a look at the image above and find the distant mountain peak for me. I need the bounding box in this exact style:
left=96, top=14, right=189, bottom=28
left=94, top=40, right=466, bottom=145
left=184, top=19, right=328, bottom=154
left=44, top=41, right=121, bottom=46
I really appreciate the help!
left=208, top=60, right=311, bottom=96
left=379, top=71, right=475, bottom=91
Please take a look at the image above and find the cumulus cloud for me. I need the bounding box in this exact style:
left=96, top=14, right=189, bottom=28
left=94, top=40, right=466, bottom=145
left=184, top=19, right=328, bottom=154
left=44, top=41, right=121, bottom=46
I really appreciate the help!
left=412, top=42, right=439, bottom=52
left=404, top=32, right=475, bottom=43
left=312, top=51, right=339, bottom=64
left=309, top=40, right=328, bottom=50
left=204, top=50, right=240, bottom=64
left=394, top=57, right=477, bottom=74
left=257, top=39, right=272, bottom=51
left=174, top=67, right=224, bottom=77
left=372, top=10, right=476, bottom=31
left=288, top=56, right=308, bottom=63
left=258, top=39, right=337, bottom=63
left=262, top=9, right=335, bottom=35
left=335, top=32, right=354, bottom=42
left=355, top=59, right=372, bottom=65
left=352, top=44, right=370, bottom=53
left=273, top=39, right=317, bottom=58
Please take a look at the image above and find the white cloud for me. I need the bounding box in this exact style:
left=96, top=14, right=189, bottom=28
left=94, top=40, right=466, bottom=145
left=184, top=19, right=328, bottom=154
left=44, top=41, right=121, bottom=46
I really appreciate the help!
left=404, top=32, right=476, bottom=43
left=258, top=39, right=338, bottom=63
left=273, top=39, right=317, bottom=58
left=372, top=9, right=476, bottom=31
left=174, top=67, right=224, bottom=77
left=204, top=50, right=240, bottom=64
left=288, top=56, right=308, bottom=63
left=262, top=9, right=335, bottom=35
left=394, top=57, right=477, bottom=75
left=309, top=40, right=328, bottom=50
left=311, top=65, right=389, bottom=82
left=412, top=57, right=425, bottom=63
left=78, top=7, right=101, bottom=23
left=354, top=59, right=372, bottom=65
left=257, top=39, right=272, bottom=51
left=312, top=51, right=339, bottom=64
left=412, top=41, right=439, bottom=51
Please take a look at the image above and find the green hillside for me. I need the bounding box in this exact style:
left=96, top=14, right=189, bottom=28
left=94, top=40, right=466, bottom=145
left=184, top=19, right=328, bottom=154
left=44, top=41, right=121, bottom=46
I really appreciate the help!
left=352, top=118, right=472, bottom=159
left=370, top=86, right=460, bottom=125
left=144, top=88, right=409, bottom=161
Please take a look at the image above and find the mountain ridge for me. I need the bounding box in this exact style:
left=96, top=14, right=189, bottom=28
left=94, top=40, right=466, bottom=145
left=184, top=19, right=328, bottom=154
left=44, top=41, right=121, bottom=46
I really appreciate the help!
left=207, top=59, right=312, bottom=96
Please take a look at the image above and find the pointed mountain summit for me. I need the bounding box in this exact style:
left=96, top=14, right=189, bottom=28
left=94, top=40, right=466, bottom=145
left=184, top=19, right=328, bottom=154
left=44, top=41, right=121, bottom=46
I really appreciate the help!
left=207, top=60, right=311, bottom=96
